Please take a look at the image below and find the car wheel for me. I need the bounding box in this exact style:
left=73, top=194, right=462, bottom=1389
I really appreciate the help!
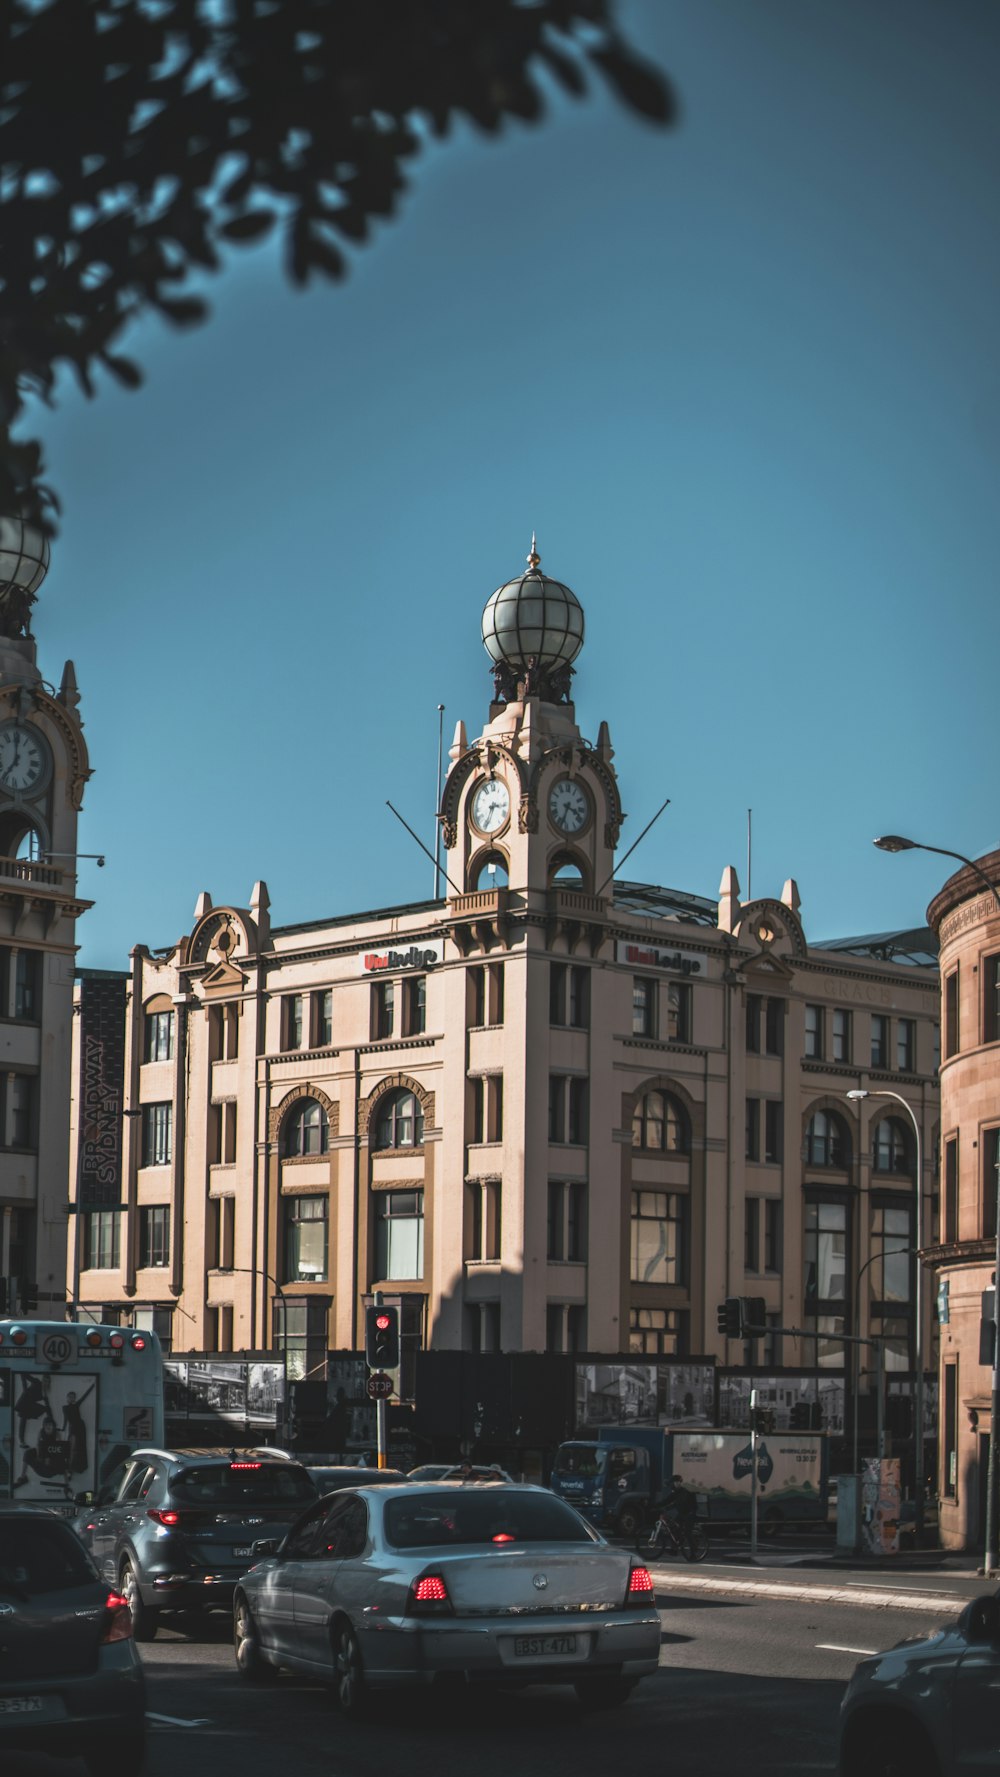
left=120, top=1559, right=158, bottom=1642
left=234, top=1594, right=276, bottom=1684
left=85, top=1726, right=145, bottom=1777
left=849, top=1720, right=939, bottom=1777
left=616, top=1504, right=642, bottom=1539
left=574, top=1677, right=637, bottom=1711
left=331, top=1620, right=367, bottom=1719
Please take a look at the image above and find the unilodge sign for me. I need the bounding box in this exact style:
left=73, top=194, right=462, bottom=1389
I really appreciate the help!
left=615, top=941, right=703, bottom=976
left=361, top=942, right=443, bottom=973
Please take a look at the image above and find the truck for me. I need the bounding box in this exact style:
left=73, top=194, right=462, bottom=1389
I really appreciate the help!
left=549, top=1424, right=828, bottom=1537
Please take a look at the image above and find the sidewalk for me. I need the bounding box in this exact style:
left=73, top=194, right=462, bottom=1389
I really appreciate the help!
left=644, top=1538, right=991, bottom=1614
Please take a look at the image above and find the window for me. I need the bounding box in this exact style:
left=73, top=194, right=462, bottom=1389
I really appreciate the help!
left=209, top=1100, right=237, bottom=1165
left=805, top=1005, right=823, bottom=1060
left=630, top=1190, right=687, bottom=1285
left=629, top=1307, right=687, bottom=1356
left=745, top=1196, right=760, bottom=1271
left=765, top=1100, right=782, bottom=1164
left=374, top=1089, right=423, bottom=1150
left=144, top=1009, right=174, bottom=1063
left=207, top=1196, right=235, bottom=1270
left=134, top=1305, right=173, bottom=1352
left=12, top=951, right=38, bottom=1020
left=141, top=1102, right=172, bottom=1168
left=806, top=1110, right=849, bottom=1169
left=896, top=1018, right=915, bottom=1072
left=745, top=1097, right=760, bottom=1162
left=371, top=980, right=394, bottom=1041
left=632, top=1089, right=688, bottom=1153
left=546, top=1303, right=585, bottom=1353
left=549, top=1076, right=588, bottom=1145
left=945, top=971, right=959, bottom=1058
left=139, top=1205, right=170, bottom=1268
left=870, top=1202, right=911, bottom=1306
left=547, top=1180, right=585, bottom=1262
left=83, top=1210, right=120, bottom=1270
left=764, top=1199, right=782, bottom=1272
left=748, top=995, right=783, bottom=1054
left=283, top=1098, right=329, bottom=1157
left=469, top=1075, right=503, bottom=1144
left=403, top=975, right=426, bottom=1036
left=465, top=1179, right=501, bottom=1262
left=209, top=1002, right=239, bottom=1060
left=984, top=952, right=1000, bottom=1044
left=466, top=1301, right=501, bottom=1352
left=632, top=978, right=656, bottom=1037
left=983, top=1128, right=1000, bottom=1242
left=746, top=994, right=761, bottom=1052
left=550, top=963, right=588, bottom=1028
left=666, top=981, right=692, bottom=1044
left=206, top=1304, right=234, bottom=1352
left=943, top=1135, right=959, bottom=1243
left=873, top=1116, right=911, bottom=1174
left=870, top=1014, right=889, bottom=1068
left=765, top=998, right=784, bottom=1055
left=943, top=1364, right=957, bottom=1498
left=832, top=1008, right=851, bottom=1064
left=313, top=989, right=333, bottom=1047
left=283, top=993, right=304, bottom=1051
left=5, top=1074, right=35, bottom=1149
left=469, top=962, right=504, bottom=1027
left=375, top=1190, right=424, bottom=1279
left=283, top=1194, right=328, bottom=1282
left=804, top=1201, right=847, bottom=1308
left=472, top=852, right=508, bottom=891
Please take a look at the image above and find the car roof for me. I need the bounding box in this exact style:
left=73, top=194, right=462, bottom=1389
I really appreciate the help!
left=129, top=1447, right=309, bottom=1468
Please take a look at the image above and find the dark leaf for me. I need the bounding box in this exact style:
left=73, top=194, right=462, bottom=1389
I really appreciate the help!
left=100, top=352, right=143, bottom=389
left=218, top=210, right=277, bottom=242
left=587, top=41, right=676, bottom=125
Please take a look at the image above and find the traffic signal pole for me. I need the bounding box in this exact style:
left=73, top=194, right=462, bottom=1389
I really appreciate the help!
left=374, top=1290, right=387, bottom=1470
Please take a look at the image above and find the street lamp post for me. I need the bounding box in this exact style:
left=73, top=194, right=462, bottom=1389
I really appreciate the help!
left=847, top=1088, right=925, bottom=1544
left=874, top=836, right=1000, bottom=1571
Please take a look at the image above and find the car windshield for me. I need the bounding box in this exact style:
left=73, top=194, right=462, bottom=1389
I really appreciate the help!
left=0, top=1520, right=96, bottom=1594
left=384, top=1490, right=597, bottom=1548
left=170, top=1463, right=316, bottom=1506
left=554, top=1446, right=605, bottom=1477
left=312, top=1469, right=405, bottom=1491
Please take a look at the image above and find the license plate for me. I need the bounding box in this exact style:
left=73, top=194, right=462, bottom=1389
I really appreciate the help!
left=234, top=1545, right=253, bottom=1558
left=0, top=1697, right=44, bottom=1714
left=513, top=1635, right=577, bottom=1658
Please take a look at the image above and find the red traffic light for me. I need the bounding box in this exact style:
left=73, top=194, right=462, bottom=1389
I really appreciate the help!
left=375, top=1312, right=391, bottom=1330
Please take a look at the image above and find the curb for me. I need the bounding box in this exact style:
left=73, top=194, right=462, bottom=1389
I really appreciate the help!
left=647, top=1565, right=971, bottom=1615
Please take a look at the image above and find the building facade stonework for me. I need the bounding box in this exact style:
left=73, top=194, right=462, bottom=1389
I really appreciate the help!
left=66, top=549, right=939, bottom=1429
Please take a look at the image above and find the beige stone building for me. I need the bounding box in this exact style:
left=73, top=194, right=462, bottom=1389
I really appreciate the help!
left=0, top=520, right=92, bottom=1316
left=66, top=546, right=939, bottom=1437
left=927, top=850, right=1000, bottom=1549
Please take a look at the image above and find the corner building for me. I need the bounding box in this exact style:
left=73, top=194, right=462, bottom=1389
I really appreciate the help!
left=68, top=547, right=939, bottom=1417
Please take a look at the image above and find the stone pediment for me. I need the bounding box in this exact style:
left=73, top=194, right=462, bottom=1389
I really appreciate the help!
left=200, top=956, right=245, bottom=992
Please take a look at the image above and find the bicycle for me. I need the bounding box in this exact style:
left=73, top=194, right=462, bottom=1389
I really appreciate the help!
left=646, top=1511, right=710, bottom=1563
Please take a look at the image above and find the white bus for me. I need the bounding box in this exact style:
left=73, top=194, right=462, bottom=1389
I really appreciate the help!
left=0, top=1320, right=165, bottom=1511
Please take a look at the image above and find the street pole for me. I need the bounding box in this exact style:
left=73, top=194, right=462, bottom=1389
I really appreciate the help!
left=749, top=1388, right=759, bottom=1561
left=985, top=1162, right=1000, bottom=1575
left=374, top=1289, right=388, bottom=1470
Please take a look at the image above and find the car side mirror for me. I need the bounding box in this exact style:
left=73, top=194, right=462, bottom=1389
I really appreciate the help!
left=250, top=1538, right=280, bottom=1559
left=961, top=1596, right=1000, bottom=1643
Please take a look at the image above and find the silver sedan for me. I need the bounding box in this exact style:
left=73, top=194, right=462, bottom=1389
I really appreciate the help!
left=233, top=1482, right=660, bottom=1715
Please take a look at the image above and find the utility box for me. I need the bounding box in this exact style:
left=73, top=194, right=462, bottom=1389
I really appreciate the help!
left=836, top=1474, right=863, bottom=1554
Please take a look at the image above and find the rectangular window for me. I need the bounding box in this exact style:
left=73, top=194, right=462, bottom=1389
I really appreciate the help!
left=491, top=962, right=505, bottom=1026
left=945, top=971, right=959, bottom=1058
left=765, top=998, right=784, bottom=1056
left=897, top=1018, right=915, bottom=1072
left=832, top=1008, right=851, bottom=1064
left=313, top=989, right=333, bottom=1047
left=547, top=1180, right=585, bottom=1262
left=12, top=951, right=39, bottom=1021
left=632, top=977, right=656, bottom=1038
left=206, top=1304, right=234, bottom=1353
left=628, top=1307, right=688, bottom=1357
left=745, top=1097, right=760, bottom=1162
left=141, top=1102, right=172, bottom=1168
left=944, top=1135, right=959, bottom=1243
left=943, top=1363, right=957, bottom=1498
left=746, top=994, right=761, bottom=1053
left=667, top=981, right=692, bottom=1044
left=7, top=1074, right=35, bottom=1149
left=209, top=1003, right=239, bottom=1060
left=465, top=1179, right=501, bottom=1262
left=804, top=1201, right=847, bottom=1308
left=404, top=975, right=426, bottom=1036
left=283, top=1194, right=328, bottom=1283
left=371, top=980, right=394, bottom=1041
left=139, top=1204, right=170, bottom=1268
left=871, top=1202, right=912, bottom=1305
left=983, top=1129, right=1000, bottom=1242
left=804, top=1005, right=823, bottom=1060
left=630, top=1190, right=687, bottom=1285
left=466, top=1301, right=501, bottom=1352
left=144, top=1009, right=174, bottom=1063
left=764, top=1100, right=782, bottom=1164
left=744, top=1196, right=760, bottom=1271
left=550, top=962, right=566, bottom=1026
left=546, top=1303, right=585, bottom=1354
left=764, top=1199, right=782, bottom=1272
left=375, top=1190, right=424, bottom=1280
left=984, top=953, right=1000, bottom=1044
left=567, top=1077, right=588, bottom=1145
left=469, top=965, right=486, bottom=1028
left=283, top=993, right=304, bottom=1051
left=83, top=1210, right=120, bottom=1270
left=871, top=1014, right=889, bottom=1068
left=207, top=1196, right=235, bottom=1270
left=548, top=1075, right=565, bottom=1142
left=568, top=966, right=588, bottom=1029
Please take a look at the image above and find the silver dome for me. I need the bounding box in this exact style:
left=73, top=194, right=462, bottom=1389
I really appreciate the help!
left=0, top=516, right=49, bottom=597
left=481, top=543, right=584, bottom=671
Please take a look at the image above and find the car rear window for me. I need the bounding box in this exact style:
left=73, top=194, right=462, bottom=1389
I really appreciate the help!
left=312, top=1468, right=406, bottom=1491
left=384, top=1490, right=597, bottom=1549
left=170, top=1463, right=316, bottom=1506
left=0, top=1520, right=96, bottom=1595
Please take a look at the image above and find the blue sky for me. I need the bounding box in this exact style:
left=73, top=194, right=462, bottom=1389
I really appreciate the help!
left=27, top=0, right=1000, bottom=968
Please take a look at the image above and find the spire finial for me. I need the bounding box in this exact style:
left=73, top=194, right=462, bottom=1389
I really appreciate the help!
left=527, top=531, right=540, bottom=570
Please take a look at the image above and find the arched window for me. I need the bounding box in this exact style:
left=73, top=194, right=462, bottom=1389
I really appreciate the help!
left=632, top=1089, right=689, bottom=1154
left=374, top=1089, right=424, bottom=1150
left=283, top=1098, right=329, bottom=1158
left=471, top=853, right=509, bottom=891
left=549, top=853, right=587, bottom=891
left=806, top=1110, right=850, bottom=1169
left=873, top=1116, right=912, bottom=1174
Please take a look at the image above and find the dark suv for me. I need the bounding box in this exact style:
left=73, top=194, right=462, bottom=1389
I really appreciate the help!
left=73, top=1447, right=316, bottom=1639
left=0, top=1504, right=145, bottom=1774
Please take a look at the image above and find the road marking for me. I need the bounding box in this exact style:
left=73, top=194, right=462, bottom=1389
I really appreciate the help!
left=816, top=1643, right=878, bottom=1655
left=147, top=1712, right=212, bottom=1728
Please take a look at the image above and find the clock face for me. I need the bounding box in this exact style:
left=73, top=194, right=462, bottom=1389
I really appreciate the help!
left=471, top=778, right=510, bottom=835
left=0, top=722, right=49, bottom=796
left=549, top=776, right=589, bottom=834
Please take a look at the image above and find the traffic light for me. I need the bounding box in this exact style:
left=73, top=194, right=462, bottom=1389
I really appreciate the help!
left=365, top=1304, right=400, bottom=1370
left=741, top=1296, right=766, bottom=1339
left=717, top=1298, right=742, bottom=1338
left=790, top=1403, right=811, bottom=1430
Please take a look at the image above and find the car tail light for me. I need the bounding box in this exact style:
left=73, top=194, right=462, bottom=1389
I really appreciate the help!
left=86, top=1329, right=103, bottom=1348
left=102, top=1591, right=134, bottom=1643
left=147, top=1509, right=181, bottom=1527
left=130, top=1333, right=148, bottom=1352
left=491, top=1532, right=515, bottom=1543
left=229, top=1462, right=262, bottom=1471
left=406, top=1573, right=453, bottom=1616
left=625, top=1565, right=654, bottom=1605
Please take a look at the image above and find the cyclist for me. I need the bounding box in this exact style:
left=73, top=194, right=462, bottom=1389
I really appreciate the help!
left=660, top=1474, right=697, bottom=1531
